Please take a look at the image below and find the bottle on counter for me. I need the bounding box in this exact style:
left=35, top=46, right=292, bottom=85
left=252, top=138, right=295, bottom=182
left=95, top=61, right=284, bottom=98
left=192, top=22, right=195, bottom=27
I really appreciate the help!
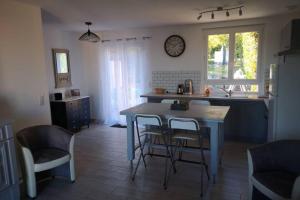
left=205, top=88, right=210, bottom=97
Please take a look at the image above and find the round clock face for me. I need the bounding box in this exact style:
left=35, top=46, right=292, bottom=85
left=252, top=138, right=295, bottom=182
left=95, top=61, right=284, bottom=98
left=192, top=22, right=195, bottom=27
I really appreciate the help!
left=164, top=35, right=185, bottom=57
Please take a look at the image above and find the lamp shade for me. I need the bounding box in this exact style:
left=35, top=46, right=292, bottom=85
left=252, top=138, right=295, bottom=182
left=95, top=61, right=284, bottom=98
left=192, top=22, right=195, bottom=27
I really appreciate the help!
left=79, top=22, right=100, bottom=43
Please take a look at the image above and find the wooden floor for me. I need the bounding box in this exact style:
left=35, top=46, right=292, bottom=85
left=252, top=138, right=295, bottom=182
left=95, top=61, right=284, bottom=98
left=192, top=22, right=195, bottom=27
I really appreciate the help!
left=33, top=125, right=254, bottom=200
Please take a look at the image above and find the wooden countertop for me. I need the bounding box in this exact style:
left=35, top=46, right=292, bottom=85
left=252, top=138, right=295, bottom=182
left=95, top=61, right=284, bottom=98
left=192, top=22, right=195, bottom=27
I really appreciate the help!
left=141, top=92, right=267, bottom=102
left=51, top=96, right=90, bottom=102
left=120, top=103, right=230, bottom=123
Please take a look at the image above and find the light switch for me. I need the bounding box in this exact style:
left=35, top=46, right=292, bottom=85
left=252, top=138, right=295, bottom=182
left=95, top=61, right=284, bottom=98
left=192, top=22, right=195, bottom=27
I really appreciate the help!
left=40, top=95, right=45, bottom=106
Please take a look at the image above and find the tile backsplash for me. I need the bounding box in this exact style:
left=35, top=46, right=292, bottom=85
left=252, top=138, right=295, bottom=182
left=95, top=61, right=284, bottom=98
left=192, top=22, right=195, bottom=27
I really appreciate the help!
left=152, top=71, right=201, bottom=93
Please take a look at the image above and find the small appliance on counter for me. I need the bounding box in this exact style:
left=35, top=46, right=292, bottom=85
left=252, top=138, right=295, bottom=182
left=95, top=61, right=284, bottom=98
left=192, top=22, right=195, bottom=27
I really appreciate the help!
left=54, top=92, right=63, bottom=100
left=177, top=84, right=184, bottom=94
left=71, top=89, right=80, bottom=96
left=49, top=91, right=66, bottom=101
left=184, top=79, right=193, bottom=95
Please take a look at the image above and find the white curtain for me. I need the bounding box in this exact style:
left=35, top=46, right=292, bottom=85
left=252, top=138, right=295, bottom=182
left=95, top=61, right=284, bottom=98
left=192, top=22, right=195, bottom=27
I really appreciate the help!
left=100, top=39, right=149, bottom=125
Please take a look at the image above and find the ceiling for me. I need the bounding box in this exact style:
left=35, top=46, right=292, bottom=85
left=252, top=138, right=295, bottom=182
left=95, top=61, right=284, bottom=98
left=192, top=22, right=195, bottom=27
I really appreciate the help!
left=17, top=0, right=300, bottom=31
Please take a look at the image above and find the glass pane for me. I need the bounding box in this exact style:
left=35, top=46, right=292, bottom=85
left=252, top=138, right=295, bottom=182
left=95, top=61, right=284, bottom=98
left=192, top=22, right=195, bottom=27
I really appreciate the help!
left=56, top=53, right=68, bottom=73
left=207, top=34, right=229, bottom=80
left=234, top=32, right=259, bottom=79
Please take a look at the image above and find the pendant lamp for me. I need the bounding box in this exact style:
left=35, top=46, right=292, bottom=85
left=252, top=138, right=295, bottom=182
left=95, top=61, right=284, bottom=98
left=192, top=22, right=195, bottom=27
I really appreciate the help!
left=78, top=22, right=100, bottom=43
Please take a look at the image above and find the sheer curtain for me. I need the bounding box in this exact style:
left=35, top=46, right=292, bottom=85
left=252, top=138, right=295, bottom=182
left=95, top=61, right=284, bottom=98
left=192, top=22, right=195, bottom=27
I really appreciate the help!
left=100, top=39, right=149, bottom=125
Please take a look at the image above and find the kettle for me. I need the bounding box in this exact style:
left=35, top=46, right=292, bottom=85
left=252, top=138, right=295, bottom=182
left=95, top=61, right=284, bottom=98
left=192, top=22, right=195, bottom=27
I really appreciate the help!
left=184, top=79, right=193, bottom=95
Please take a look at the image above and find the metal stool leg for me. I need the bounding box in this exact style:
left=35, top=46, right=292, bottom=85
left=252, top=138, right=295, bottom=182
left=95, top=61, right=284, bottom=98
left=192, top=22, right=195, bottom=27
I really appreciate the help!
left=162, top=135, right=177, bottom=189
left=178, top=139, right=188, bottom=160
left=132, top=150, right=143, bottom=181
left=148, top=135, right=153, bottom=157
left=173, top=139, right=180, bottom=161
left=200, top=160, right=204, bottom=197
left=165, top=136, right=177, bottom=173
left=132, top=127, right=147, bottom=181
left=178, top=140, right=184, bottom=160
left=198, top=135, right=209, bottom=180
left=163, top=145, right=169, bottom=190
left=151, top=135, right=160, bottom=155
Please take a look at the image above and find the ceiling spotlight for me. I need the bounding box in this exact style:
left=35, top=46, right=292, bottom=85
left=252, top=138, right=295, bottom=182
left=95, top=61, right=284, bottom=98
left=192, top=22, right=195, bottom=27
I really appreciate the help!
left=226, top=10, right=230, bottom=17
left=197, top=14, right=202, bottom=20
left=211, top=12, right=214, bottom=19
left=239, top=7, right=243, bottom=16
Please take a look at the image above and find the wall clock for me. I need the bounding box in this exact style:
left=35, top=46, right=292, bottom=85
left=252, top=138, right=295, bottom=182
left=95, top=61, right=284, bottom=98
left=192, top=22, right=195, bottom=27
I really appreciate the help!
left=164, top=35, right=186, bottom=57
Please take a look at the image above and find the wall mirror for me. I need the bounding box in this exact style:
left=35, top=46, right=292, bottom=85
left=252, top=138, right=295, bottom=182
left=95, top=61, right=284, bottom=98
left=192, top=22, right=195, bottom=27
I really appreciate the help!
left=52, top=48, right=72, bottom=88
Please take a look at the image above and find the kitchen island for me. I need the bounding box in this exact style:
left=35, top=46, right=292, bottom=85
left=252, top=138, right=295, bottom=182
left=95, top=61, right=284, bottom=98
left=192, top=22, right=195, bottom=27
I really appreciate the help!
left=120, top=103, right=229, bottom=183
left=141, top=92, right=268, bottom=143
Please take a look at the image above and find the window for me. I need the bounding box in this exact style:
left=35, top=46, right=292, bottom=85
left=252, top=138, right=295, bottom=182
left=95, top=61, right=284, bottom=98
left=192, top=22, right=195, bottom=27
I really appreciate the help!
left=207, top=34, right=229, bottom=80
left=204, top=26, right=262, bottom=93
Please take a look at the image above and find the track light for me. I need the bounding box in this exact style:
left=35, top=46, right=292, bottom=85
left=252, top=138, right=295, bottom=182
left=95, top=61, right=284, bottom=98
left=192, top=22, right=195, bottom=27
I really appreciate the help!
left=196, top=5, right=244, bottom=20
left=226, top=10, right=230, bottom=17
left=197, top=14, right=202, bottom=20
left=239, top=7, right=243, bottom=16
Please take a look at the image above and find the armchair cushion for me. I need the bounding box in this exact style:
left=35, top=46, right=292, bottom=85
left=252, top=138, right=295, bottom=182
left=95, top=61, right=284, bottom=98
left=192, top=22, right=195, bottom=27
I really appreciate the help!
left=248, top=140, right=300, bottom=200
left=17, top=125, right=74, bottom=152
left=32, top=148, right=70, bottom=164
left=249, top=140, right=300, bottom=175
left=253, top=171, right=297, bottom=199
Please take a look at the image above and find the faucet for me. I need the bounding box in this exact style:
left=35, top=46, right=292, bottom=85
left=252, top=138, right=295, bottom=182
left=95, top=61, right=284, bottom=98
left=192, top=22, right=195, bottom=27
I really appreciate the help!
left=220, top=85, right=232, bottom=97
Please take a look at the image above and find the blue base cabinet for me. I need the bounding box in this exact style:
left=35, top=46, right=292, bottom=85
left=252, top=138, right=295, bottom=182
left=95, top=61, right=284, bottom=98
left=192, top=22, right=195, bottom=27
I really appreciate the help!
left=146, top=97, right=268, bottom=143
left=209, top=99, right=268, bottom=143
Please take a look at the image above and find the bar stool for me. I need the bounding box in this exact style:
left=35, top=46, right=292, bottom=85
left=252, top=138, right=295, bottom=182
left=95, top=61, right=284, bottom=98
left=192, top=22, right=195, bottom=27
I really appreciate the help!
left=168, top=117, right=209, bottom=197
left=189, top=100, right=211, bottom=150
left=149, top=99, right=179, bottom=147
left=132, top=114, right=176, bottom=189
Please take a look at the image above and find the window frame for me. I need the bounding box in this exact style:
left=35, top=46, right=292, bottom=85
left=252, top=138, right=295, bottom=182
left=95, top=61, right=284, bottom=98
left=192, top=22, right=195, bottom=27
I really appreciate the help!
left=203, top=25, right=264, bottom=89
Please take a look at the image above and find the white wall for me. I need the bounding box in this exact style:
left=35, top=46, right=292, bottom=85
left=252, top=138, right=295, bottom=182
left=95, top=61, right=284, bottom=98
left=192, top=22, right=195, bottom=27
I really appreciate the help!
left=80, top=42, right=102, bottom=121
left=82, top=12, right=300, bottom=121
left=43, top=24, right=105, bottom=119
left=0, top=0, right=51, bottom=131
left=44, top=12, right=300, bottom=122
left=43, top=25, right=88, bottom=96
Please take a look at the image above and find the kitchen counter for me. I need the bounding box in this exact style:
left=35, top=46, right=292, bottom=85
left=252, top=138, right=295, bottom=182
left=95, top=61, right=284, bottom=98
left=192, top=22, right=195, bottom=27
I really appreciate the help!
left=141, top=92, right=268, bottom=143
left=141, top=92, right=267, bottom=102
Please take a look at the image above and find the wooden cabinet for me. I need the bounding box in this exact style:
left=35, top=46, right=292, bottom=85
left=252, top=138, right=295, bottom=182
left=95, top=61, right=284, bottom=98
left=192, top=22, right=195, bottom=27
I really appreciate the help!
left=50, top=96, right=90, bottom=132
left=0, top=121, right=20, bottom=200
